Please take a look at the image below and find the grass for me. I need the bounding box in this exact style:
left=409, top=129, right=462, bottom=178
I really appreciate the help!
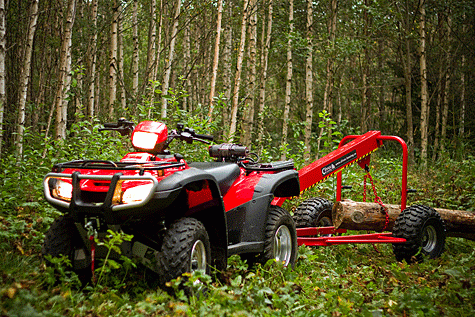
left=1, top=128, right=474, bottom=316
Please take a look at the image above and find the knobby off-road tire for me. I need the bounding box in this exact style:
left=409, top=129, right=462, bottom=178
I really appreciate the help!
left=392, top=205, right=446, bottom=263
left=293, top=197, right=334, bottom=228
left=42, top=216, right=91, bottom=285
left=157, top=217, right=211, bottom=286
left=259, top=206, right=298, bottom=268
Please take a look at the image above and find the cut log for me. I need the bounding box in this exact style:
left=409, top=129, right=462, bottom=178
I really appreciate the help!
left=332, top=199, right=475, bottom=240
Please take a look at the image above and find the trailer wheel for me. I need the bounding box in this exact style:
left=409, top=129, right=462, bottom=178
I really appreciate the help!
left=42, top=216, right=91, bottom=285
left=157, top=217, right=211, bottom=286
left=293, top=197, right=334, bottom=228
left=392, top=205, right=446, bottom=262
left=259, top=206, right=298, bottom=268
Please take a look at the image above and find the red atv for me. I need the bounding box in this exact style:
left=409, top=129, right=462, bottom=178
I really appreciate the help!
left=42, top=119, right=300, bottom=284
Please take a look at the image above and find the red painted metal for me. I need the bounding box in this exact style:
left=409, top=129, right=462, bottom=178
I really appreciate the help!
left=336, top=134, right=408, bottom=211
left=297, top=228, right=406, bottom=247
left=273, top=130, right=383, bottom=207
left=277, top=131, right=410, bottom=247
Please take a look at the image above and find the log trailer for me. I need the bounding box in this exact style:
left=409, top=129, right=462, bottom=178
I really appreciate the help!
left=274, top=131, right=447, bottom=262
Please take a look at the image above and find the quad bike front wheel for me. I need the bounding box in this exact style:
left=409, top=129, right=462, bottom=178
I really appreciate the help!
left=157, top=217, right=211, bottom=285
left=293, top=197, right=334, bottom=228
left=260, top=206, right=298, bottom=268
left=42, top=216, right=91, bottom=285
left=392, top=205, right=446, bottom=262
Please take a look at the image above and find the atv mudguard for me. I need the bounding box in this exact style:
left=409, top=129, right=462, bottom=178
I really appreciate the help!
left=226, top=169, right=300, bottom=255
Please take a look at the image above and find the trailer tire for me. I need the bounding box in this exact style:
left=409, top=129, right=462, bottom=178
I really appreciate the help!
left=157, top=217, right=211, bottom=286
left=259, top=206, right=298, bottom=268
left=293, top=197, right=334, bottom=228
left=392, top=205, right=446, bottom=263
left=42, top=216, right=91, bottom=285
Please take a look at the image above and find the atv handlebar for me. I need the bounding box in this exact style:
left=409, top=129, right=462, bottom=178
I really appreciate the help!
left=100, top=118, right=134, bottom=136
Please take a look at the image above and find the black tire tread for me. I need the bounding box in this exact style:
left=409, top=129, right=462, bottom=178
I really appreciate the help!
left=157, top=217, right=210, bottom=285
left=392, top=205, right=446, bottom=262
left=259, top=206, right=298, bottom=268
left=293, top=197, right=333, bottom=228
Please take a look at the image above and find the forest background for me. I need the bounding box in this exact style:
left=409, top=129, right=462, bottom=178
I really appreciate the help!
left=1, top=0, right=475, bottom=316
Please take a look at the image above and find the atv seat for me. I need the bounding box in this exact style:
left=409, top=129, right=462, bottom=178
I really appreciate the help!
left=188, top=162, right=241, bottom=196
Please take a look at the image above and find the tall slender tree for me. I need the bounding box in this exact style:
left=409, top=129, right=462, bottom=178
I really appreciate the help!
left=419, top=0, right=429, bottom=166
left=17, top=0, right=39, bottom=158
left=241, top=0, right=258, bottom=147
left=281, top=0, right=292, bottom=160
left=0, top=0, right=5, bottom=159
left=161, top=0, right=181, bottom=119
left=228, top=0, right=249, bottom=142
left=303, top=0, right=314, bottom=162
left=109, top=0, right=119, bottom=116
left=207, top=0, right=223, bottom=122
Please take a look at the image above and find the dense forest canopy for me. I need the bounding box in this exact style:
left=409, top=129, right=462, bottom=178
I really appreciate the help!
left=0, top=0, right=474, bottom=162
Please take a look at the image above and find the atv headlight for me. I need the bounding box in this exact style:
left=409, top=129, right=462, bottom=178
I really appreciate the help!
left=132, top=131, right=159, bottom=150
left=53, top=179, right=73, bottom=201
left=121, top=183, right=154, bottom=204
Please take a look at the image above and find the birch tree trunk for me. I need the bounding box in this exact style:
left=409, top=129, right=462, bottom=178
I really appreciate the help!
left=303, top=0, right=313, bottom=162
left=241, top=0, right=257, bottom=147
left=228, top=0, right=249, bottom=142
left=55, top=0, right=76, bottom=140
left=207, top=0, right=223, bottom=122
left=109, top=0, right=119, bottom=117
left=161, top=0, right=181, bottom=119
left=118, top=3, right=126, bottom=111
left=87, top=0, right=98, bottom=120
left=0, top=0, right=5, bottom=159
left=459, top=13, right=466, bottom=137
left=16, top=0, right=39, bottom=159
left=419, top=1, right=429, bottom=167
left=440, top=14, right=451, bottom=153
left=222, top=3, right=233, bottom=130
left=132, top=0, right=139, bottom=102
left=256, top=0, right=273, bottom=155
left=183, top=24, right=191, bottom=113
left=403, top=11, right=414, bottom=164
left=360, top=0, right=371, bottom=133
left=316, top=0, right=338, bottom=157
left=146, top=0, right=157, bottom=86
left=281, top=0, right=292, bottom=160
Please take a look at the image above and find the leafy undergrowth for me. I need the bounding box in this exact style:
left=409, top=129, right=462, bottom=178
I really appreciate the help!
left=1, top=237, right=475, bottom=316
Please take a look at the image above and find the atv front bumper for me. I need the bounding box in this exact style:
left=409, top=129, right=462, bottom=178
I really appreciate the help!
left=44, top=172, right=181, bottom=224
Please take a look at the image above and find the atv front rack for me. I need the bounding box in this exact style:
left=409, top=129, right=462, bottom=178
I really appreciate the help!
left=52, top=160, right=185, bottom=176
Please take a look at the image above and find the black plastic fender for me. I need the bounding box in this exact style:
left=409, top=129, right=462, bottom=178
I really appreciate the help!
left=227, top=169, right=300, bottom=255
left=155, top=167, right=229, bottom=269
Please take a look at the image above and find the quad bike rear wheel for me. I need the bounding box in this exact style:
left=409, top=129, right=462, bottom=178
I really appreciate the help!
left=293, top=197, right=333, bottom=228
left=259, top=206, right=298, bottom=268
left=157, top=217, right=211, bottom=286
left=392, top=205, right=446, bottom=262
left=42, top=216, right=91, bottom=285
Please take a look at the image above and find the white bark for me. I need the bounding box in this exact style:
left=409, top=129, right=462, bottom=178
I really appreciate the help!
left=17, top=0, right=39, bottom=158
left=228, top=0, right=249, bottom=142
left=419, top=2, right=429, bottom=166
left=0, top=0, right=5, bottom=159
left=207, top=0, right=223, bottom=122
left=303, top=0, right=313, bottom=162
left=281, top=0, right=292, bottom=160
left=161, top=0, right=181, bottom=119
left=109, top=0, right=119, bottom=116
left=132, top=0, right=139, bottom=99
left=87, top=0, right=98, bottom=120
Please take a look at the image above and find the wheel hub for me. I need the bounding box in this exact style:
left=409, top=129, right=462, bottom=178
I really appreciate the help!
left=421, top=225, right=437, bottom=252
left=190, top=240, right=207, bottom=272
left=273, top=225, right=292, bottom=266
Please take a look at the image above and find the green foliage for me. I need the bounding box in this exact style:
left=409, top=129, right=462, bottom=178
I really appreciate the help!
left=1, top=107, right=475, bottom=315
left=94, top=230, right=136, bottom=289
